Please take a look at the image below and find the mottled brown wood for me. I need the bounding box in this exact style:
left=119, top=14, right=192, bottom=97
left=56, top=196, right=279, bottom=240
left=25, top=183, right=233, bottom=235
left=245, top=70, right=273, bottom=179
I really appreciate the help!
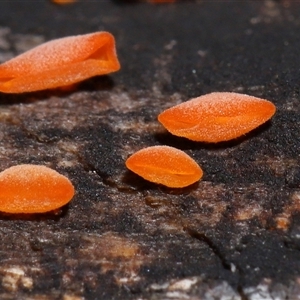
left=0, top=1, right=299, bottom=299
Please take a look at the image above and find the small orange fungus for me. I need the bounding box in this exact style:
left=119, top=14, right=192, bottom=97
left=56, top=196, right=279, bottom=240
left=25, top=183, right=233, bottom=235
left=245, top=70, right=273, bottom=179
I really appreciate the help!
left=158, top=92, right=276, bottom=143
left=0, top=31, right=120, bottom=93
left=0, top=164, right=75, bottom=213
left=126, top=146, right=203, bottom=188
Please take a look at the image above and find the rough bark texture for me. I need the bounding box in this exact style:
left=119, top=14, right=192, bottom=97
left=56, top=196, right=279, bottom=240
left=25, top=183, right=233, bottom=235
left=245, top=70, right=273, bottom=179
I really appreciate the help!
left=0, top=1, right=299, bottom=299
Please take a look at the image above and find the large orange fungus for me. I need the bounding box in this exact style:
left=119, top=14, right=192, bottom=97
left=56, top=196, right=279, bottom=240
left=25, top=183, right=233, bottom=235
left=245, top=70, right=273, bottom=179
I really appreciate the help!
left=158, top=92, right=276, bottom=143
left=0, top=31, right=120, bottom=93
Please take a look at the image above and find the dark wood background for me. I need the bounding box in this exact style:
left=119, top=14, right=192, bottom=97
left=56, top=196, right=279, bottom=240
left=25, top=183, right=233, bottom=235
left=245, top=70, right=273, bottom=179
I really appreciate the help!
left=0, top=1, right=299, bottom=299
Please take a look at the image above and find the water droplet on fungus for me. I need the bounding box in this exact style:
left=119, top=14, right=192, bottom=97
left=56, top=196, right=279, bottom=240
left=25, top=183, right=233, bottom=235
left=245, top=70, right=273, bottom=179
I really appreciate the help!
left=126, top=146, right=203, bottom=188
left=0, top=31, right=120, bottom=93
left=158, top=92, right=276, bottom=143
left=0, top=164, right=75, bottom=213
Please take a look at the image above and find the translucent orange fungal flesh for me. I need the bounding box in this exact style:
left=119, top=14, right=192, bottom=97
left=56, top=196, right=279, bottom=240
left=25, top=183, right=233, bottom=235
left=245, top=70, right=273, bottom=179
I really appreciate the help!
left=0, top=164, right=75, bottom=213
left=126, top=146, right=203, bottom=188
left=158, top=92, right=276, bottom=143
left=0, top=31, right=120, bottom=93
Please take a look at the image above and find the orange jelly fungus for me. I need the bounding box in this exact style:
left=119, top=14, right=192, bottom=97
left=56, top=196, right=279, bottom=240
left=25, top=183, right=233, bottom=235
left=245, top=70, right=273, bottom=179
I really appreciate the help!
left=126, top=146, right=203, bottom=188
left=0, top=31, right=120, bottom=93
left=0, top=164, right=75, bottom=213
left=158, top=92, right=276, bottom=143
